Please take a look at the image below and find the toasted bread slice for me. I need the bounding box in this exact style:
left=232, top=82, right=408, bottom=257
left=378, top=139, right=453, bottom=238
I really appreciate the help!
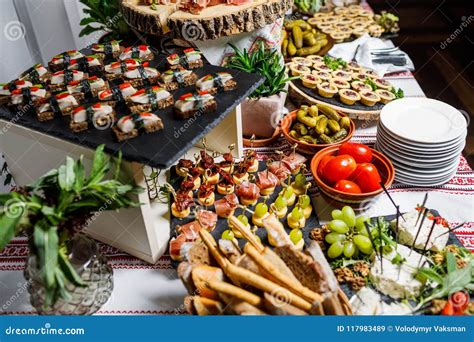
left=274, top=244, right=329, bottom=294
left=192, top=265, right=224, bottom=300
left=192, top=296, right=224, bottom=315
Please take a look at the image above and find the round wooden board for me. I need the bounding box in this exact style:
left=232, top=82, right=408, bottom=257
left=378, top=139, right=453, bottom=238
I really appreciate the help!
left=288, top=81, right=382, bottom=121
left=120, top=0, right=292, bottom=41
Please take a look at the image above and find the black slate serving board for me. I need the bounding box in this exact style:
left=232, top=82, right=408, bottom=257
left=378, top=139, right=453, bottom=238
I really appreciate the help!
left=168, top=160, right=319, bottom=267
left=338, top=209, right=464, bottom=305
left=0, top=46, right=263, bottom=169
left=292, top=78, right=385, bottom=111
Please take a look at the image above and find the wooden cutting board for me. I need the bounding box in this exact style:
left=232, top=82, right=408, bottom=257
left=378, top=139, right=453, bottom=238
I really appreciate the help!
left=120, top=0, right=292, bottom=40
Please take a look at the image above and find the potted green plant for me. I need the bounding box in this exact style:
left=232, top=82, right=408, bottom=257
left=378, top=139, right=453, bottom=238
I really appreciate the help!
left=0, top=145, right=142, bottom=314
left=79, top=0, right=135, bottom=43
left=226, top=42, right=297, bottom=139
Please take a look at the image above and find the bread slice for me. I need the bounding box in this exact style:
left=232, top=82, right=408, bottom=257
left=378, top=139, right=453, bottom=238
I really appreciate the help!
left=219, top=293, right=267, bottom=315
left=263, top=293, right=308, bottom=315
left=192, top=296, right=224, bottom=315
left=177, top=262, right=196, bottom=295
left=305, top=241, right=340, bottom=293
left=184, top=238, right=212, bottom=265
left=204, top=79, right=238, bottom=95
left=173, top=100, right=217, bottom=120
left=191, top=265, right=224, bottom=300
left=274, top=244, right=329, bottom=294
left=322, top=292, right=345, bottom=315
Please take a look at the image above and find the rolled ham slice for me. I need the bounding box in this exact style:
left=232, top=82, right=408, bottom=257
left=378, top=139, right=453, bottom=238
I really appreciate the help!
left=256, top=170, right=279, bottom=191
left=235, top=181, right=260, bottom=201
left=196, top=210, right=218, bottom=231
left=214, top=193, right=239, bottom=218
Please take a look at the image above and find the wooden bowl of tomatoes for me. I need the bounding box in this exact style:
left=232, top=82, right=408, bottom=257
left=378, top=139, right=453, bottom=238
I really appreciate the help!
left=310, top=142, right=395, bottom=210
left=281, top=109, right=355, bottom=155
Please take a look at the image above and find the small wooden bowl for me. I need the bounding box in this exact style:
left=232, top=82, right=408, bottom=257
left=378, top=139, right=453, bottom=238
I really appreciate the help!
left=281, top=110, right=355, bottom=155
left=310, top=145, right=395, bottom=210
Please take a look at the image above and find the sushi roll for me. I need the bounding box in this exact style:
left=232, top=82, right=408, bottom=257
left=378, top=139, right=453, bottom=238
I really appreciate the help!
left=0, top=79, right=33, bottom=105
left=123, top=63, right=160, bottom=87
left=9, top=86, right=50, bottom=108
left=66, top=76, right=108, bottom=101
left=196, top=72, right=237, bottom=94
left=127, top=86, right=173, bottom=113
left=19, top=64, right=51, bottom=85
left=104, top=59, right=141, bottom=81
left=50, top=70, right=88, bottom=93
left=35, top=92, right=79, bottom=121
left=160, top=68, right=198, bottom=91
left=70, top=103, right=115, bottom=133
left=173, top=91, right=216, bottom=120
left=119, top=45, right=154, bottom=61
left=166, top=48, right=203, bottom=70
left=97, top=82, right=137, bottom=106
left=48, top=50, right=84, bottom=72
left=113, top=112, right=164, bottom=141
left=91, top=40, right=123, bottom=59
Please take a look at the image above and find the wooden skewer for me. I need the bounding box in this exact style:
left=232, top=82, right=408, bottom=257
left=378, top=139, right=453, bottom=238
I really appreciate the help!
left=409, top=207, right=429, bottom=255
left=418, top=220, right=437, bottom=268
left=415, top=193, right=428, bottom=226
left=380, top=182, right=406, bottom=222
left=228, top=215, right=265, bottom=253
left=206, top=280, right=262, bottom=308
left=224, top=263, right=313, bottom=312
left=244, top=243, right=323, bottom=303
left=435, top=222, right=465, bottom=238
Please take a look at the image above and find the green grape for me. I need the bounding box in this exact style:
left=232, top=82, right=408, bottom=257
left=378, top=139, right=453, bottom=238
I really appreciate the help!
left=222, top=230, right=234, bottom=240
left=274, top=196, right=288, bottom=210
left=329, top=219, right=349, bottom=234
left=237, top=214, right=249, bottom=225
left=291, top=207, right=303, bottom=221
left=353, top=234, right=372, bottom=250
left=341, top=206, right=356, bottom=227
left=289, top=229, right=303, bottom=244
left=331, top=209, right=343, bottom=220
left=343, top=241, right=356, bottom=258
left=383, top=244, right=393, bottom=254
left=357, top=226, right=369, bottom=237
left=327, top=241, right=343, bottom=259
left=355, top=215, right=369, bottom=231
left=294, top=173, right=306, bottom=187
left=298, top=194, right=311, bottom=209
left=325, top=232, right=346, bottom=244
left=358, top=244, right=373, bottom=255
left=283, top=186, right=294, bottom=199
left=255, top=203, right=268, bottom=217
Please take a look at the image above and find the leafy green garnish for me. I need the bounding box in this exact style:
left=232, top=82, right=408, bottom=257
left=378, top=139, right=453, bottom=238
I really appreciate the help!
left=364, top=77, right=378, bottom=91
left=0, top=145, right=142, bottom=305
left=390, top=86, right=404, bottom=99
left=226, top=41, right=298, bottom=98
left=323, top=55, right=347, bottom=71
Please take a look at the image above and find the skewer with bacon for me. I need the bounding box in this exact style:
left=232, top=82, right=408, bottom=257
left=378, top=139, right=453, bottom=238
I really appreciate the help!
left=217, top=169, right=235, bottom=195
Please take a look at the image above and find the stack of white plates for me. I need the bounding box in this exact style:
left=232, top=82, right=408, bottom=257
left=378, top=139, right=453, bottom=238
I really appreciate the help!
left=375, top=98, right=468, bottom=186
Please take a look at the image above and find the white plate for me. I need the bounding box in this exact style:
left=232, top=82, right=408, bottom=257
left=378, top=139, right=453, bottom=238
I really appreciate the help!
left=380, top=98, right=468, bottom=144
left=376, top=137, right=464, bottom=162
left=392, top=161, right=459, bottom=178
left=395, top=174, right=455, bottom=187
left=395, top=169, right=456, bottom=184
left=376, top=136, right=465, bottom=163
left=378, top=122, right=466, bottom=149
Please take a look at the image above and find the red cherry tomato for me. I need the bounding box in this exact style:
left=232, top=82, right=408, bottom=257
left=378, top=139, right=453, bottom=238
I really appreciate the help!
left=333, top=180, right=362, bottom=194
left=351, top=163, right=382, bottom=193
left=450, top=291, right=469, bottom=314
left=323, top=155, right=357, bottom=183
left=338, top=142, right=373, bottom=163
left=317, top=155, right=334, bottom=182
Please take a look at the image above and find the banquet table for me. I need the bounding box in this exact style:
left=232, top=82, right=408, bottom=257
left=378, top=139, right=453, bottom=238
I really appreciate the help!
left=0, top=61, right=473, bottom=316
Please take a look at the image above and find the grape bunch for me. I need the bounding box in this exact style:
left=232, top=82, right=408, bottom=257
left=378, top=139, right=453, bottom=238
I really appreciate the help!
left=325, top=206, right=373, bottom=259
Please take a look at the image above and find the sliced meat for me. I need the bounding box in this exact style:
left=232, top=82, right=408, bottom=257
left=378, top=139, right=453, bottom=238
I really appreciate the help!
left=256, top=170, right=279, bottom=191
left=235, top=180, right=260, bottom=201
left=214, top=193, right=239, bottom=218
left=196, top=209, right=218, bottom=231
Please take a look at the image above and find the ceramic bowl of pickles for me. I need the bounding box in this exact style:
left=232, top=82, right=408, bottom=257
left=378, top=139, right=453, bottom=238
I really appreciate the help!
left=281, top=103, right=355, bottom=154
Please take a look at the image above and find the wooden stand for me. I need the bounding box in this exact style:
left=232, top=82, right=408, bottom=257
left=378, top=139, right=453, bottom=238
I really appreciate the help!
left=0, top=107, right=242, bottom=263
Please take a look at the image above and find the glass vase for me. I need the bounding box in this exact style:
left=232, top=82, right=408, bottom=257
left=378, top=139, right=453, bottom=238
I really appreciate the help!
left=24, top=234, right=113, bottom=315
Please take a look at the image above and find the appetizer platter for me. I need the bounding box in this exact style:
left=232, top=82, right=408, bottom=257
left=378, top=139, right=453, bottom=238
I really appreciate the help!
left=288, top=55, right=404, bottom=117
left=167, top=145, right=319, bottom=263
left=310, top=5, right=400, bottom=42
left=282, top=19, right=334, bottom=60
left=120, top=0, right=292, bottom=41
left=310, top=203, right=471, bottom=315
left=0, top=43, right=263, bottom=169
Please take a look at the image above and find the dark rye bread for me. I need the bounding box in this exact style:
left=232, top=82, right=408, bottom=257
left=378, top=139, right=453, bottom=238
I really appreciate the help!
left=173, top=100, right=217, bottom=120
left=202, top=79, right=238, bottom=95
left=274, top=244, right=329, bottom=294
left=127, top=95, right=174, bottom=114
left=161, top=73, right=198, bottom=91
